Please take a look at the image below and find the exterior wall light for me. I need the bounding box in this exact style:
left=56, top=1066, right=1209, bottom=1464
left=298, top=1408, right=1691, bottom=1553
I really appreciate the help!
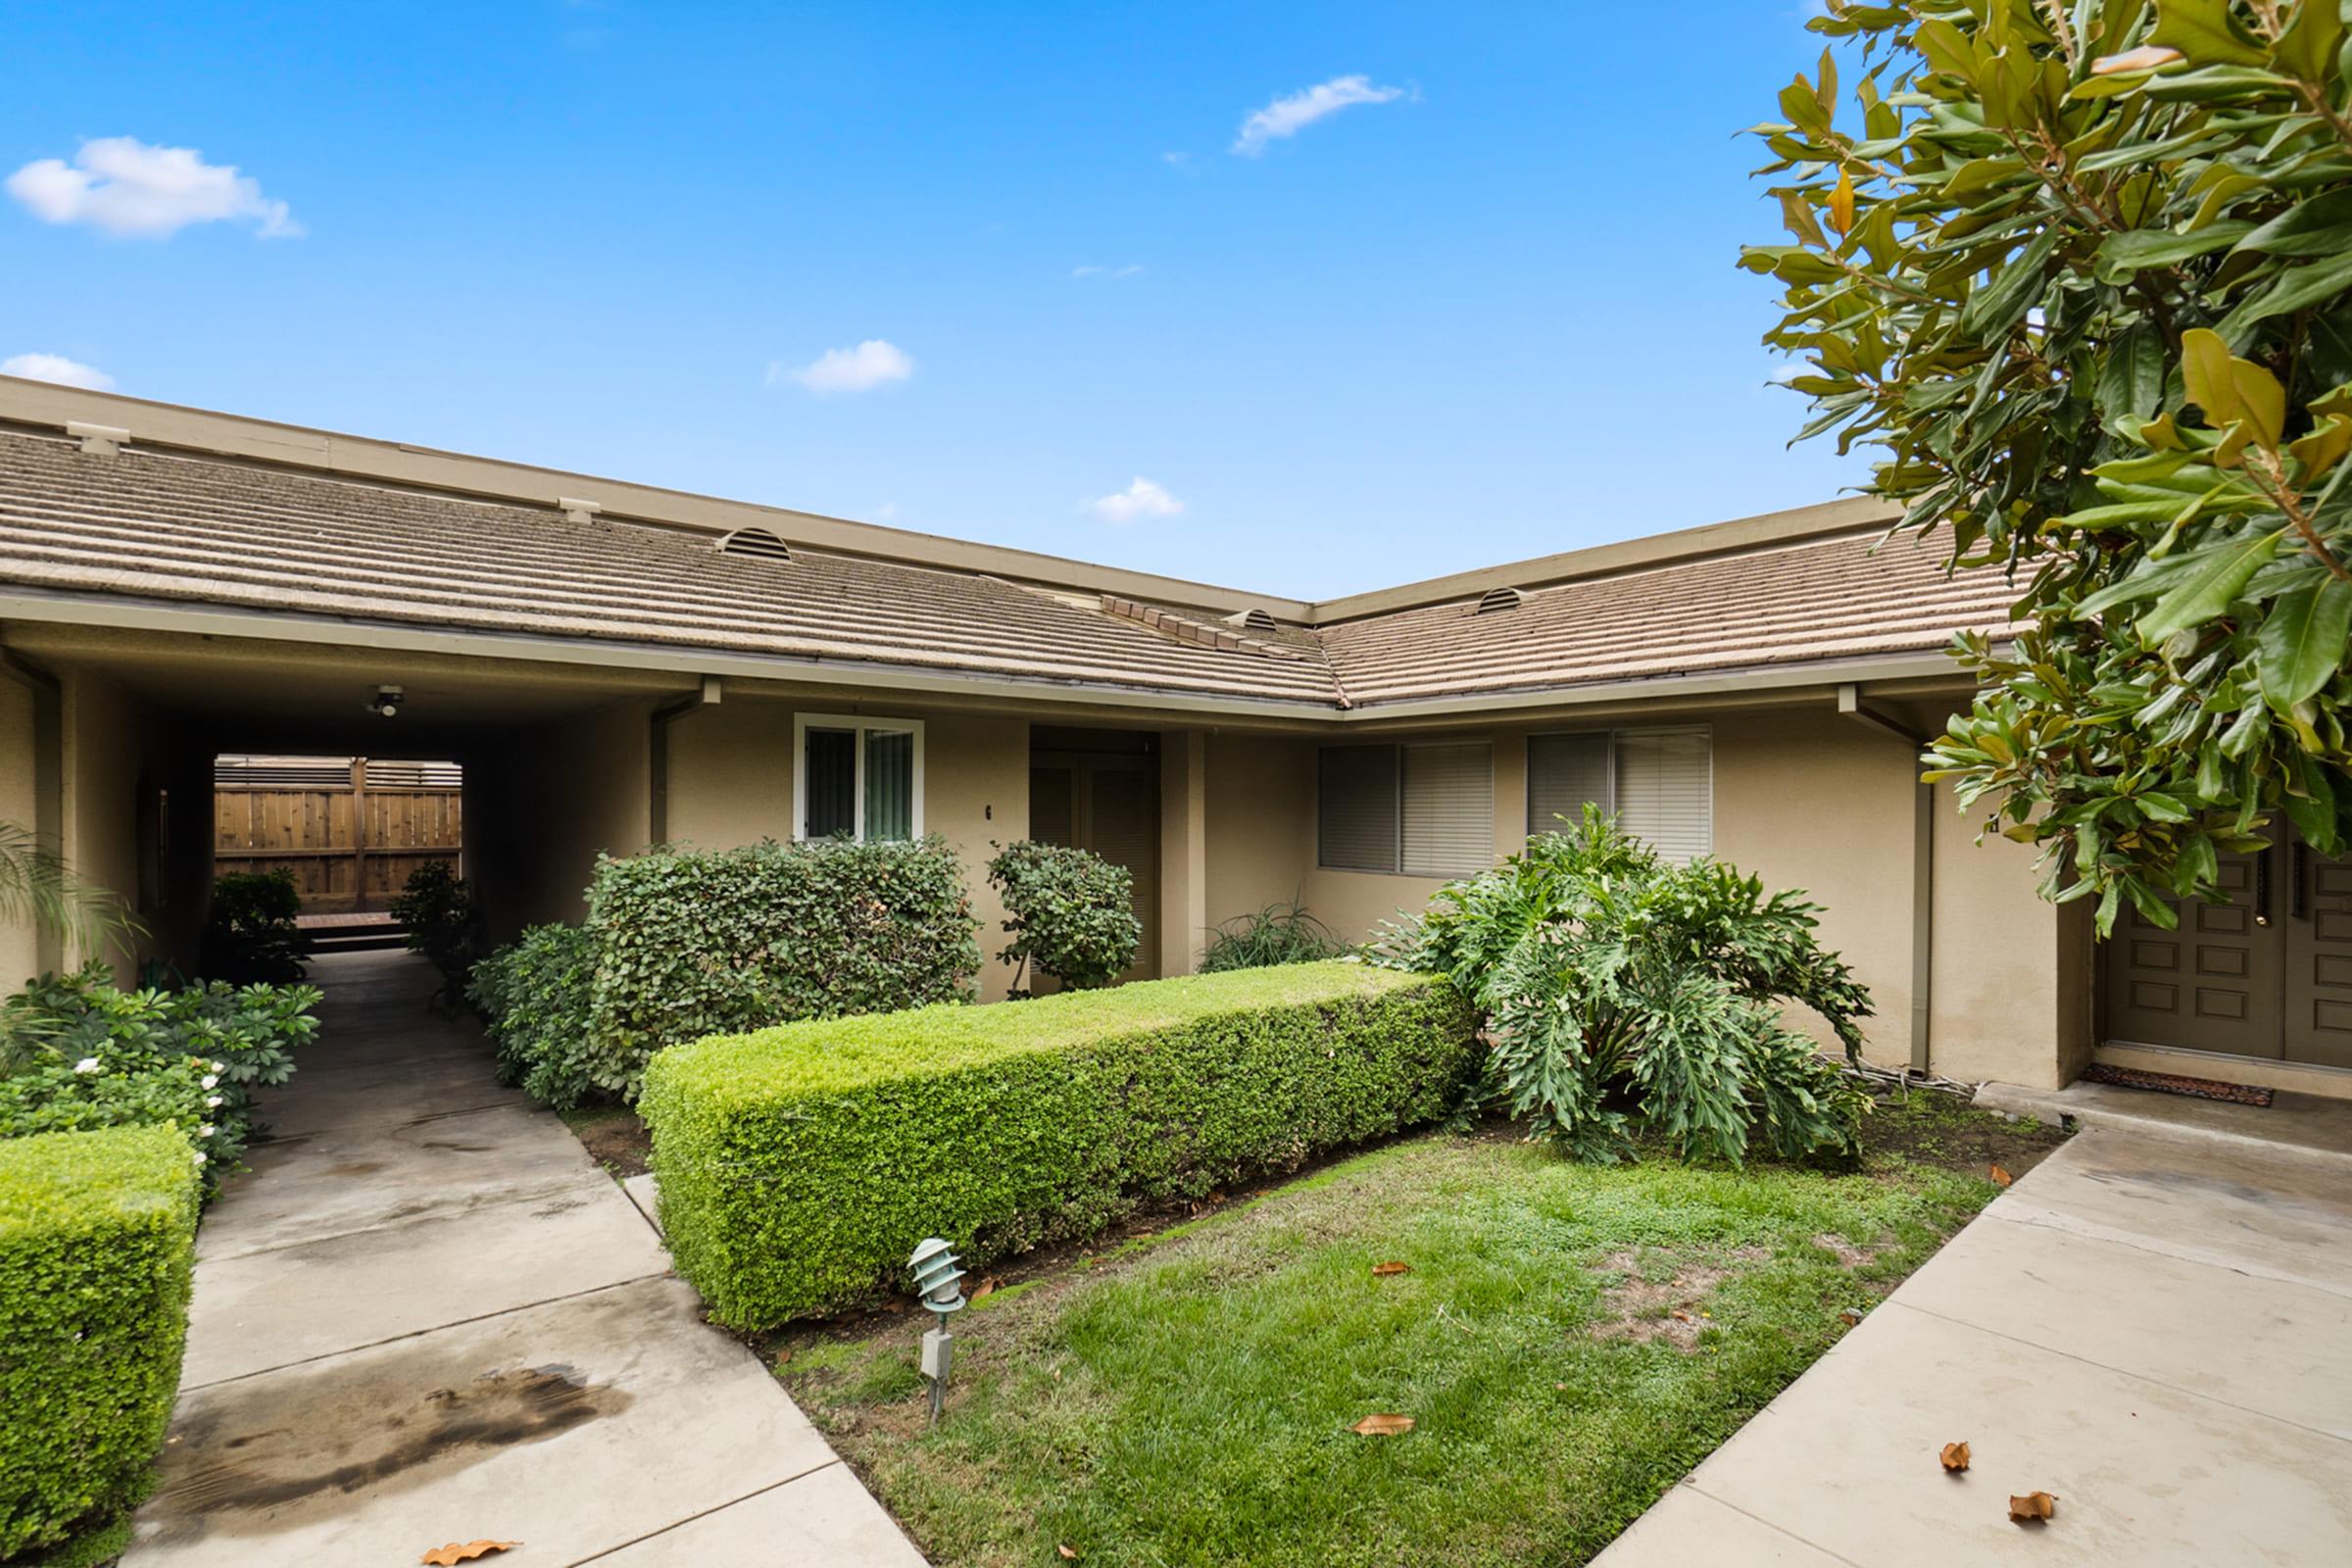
left=907, top=1236, right=966, bottom=1426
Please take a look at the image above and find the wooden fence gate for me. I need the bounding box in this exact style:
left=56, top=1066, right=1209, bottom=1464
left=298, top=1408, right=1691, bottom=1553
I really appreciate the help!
left=213, top=757, right=464, bottom=915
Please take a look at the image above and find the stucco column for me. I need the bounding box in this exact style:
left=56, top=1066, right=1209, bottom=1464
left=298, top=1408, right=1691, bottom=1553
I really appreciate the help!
left=1159, top=729, right=1207, bottom=977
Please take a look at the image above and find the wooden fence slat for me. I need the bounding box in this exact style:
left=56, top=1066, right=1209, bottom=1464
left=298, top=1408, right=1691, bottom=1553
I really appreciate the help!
left=212, top=761, right=463, bottom=914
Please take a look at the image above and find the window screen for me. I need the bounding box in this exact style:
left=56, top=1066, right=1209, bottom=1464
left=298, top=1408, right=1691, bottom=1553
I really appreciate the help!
left=1526, top=733, right=1611, bottom=836
left=1318, top=745, right=1400, bottom=872
left=1401, top=743, right=1494, bottom=877
left=1613, top=727, right=1712, bottom=860
left=804, top=727, right=857, bottom=839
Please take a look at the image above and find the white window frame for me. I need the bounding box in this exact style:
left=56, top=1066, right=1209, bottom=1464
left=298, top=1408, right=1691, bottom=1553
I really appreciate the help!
left=791, top=713, right=926, bottom=842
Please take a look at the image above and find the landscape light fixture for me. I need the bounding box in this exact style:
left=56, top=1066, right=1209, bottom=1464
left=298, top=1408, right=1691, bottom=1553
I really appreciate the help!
left=368, top=685, right=406, bottom=718
left=907, top=1236, right=966, bottom=1426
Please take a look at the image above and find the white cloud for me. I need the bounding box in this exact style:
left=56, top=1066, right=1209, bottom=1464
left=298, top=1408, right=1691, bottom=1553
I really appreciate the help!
left=1232, top=74, right=1408, bottom=156
left=1, top=353, right=114, bottom=390
left=1083, top=476, right=1185, bottom=525
left=1072, top=264, right=1144, bottom=278
left=6, top=137, right=300, bottom=238
left=777, top=339, right=914, bottom=394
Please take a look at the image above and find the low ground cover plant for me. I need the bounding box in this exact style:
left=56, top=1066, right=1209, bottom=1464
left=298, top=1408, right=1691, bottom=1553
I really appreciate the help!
left=474, top=835, right=981, bottom=1106
left=0, top=1124, right=201, bottom=1566
left=641, top=960, right=1476, bottom=1327
left=772, top=1094, right=2061, bottom=1567
left=1381, top=808, right=1873, bottom=1164
left=0, top=965, right=318, bottom=1193
left=1200, top=900, right=1344, bottom=972
left=199, top=869, right=309, bottom=985
left=986, top=841, right=1142, bottom=995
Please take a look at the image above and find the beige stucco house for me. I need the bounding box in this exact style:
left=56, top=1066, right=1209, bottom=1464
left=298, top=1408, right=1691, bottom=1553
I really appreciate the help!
left=2, top=376, right=2340, bottom=1102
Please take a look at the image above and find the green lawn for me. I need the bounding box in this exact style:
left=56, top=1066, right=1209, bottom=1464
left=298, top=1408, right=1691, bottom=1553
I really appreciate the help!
left=770, top=1092, right=2061, bottom=1568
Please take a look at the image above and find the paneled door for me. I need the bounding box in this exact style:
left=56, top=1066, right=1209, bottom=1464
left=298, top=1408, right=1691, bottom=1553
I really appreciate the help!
left=2104, top=827, right=2352, bottom=1067
left=2285, top=837, right=2352, bottom=1068
left=2103, top=836, right=2283, bottom=1058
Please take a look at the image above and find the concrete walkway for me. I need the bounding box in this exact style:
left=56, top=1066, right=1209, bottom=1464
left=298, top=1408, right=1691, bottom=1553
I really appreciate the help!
left=1595, top=1112, right=2352, bottom=1566
left=125, top=950, right=923, bottom=1567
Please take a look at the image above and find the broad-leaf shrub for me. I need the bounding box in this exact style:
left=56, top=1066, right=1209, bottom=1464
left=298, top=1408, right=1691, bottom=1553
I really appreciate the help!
left=580, top=835, right=980, bottom=1102
left=640, top=960, right=1476, bottom=1327
left=0, top=1125, right=200, bottom=1561
left=986, top=840, right=1143, bottom=994
left=467, top=923, right=609, bottom=1110
left=200, top=869, right=309, bottom=984
left=0, top=966, right=318, bottom=1192
left=1380, top=809, right=1871, bottom=1164
left=1200, top=900, right=1345, bottom=972
left=393, top=859, right=483, bottom=1002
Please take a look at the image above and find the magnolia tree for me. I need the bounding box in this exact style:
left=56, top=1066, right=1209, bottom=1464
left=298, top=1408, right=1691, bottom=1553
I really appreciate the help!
left=1747, top=0, right=2352, bottom=934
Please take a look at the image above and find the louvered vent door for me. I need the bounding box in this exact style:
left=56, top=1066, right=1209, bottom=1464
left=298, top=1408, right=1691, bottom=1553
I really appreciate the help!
left=2103, top=840, right=2283, bottom=1058
left=1401, top=743, right=1494, bottom=877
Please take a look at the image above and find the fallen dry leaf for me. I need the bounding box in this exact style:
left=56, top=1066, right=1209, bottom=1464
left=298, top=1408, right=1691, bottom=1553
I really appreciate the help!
left=2008, top=1492, right=2058, bottom=1523
left=970, top=1277, right=998, bottom=1302
left=1838, top=1308, right=1862, bottom=1327
left=1371, top=1261, right=1412, bottom=1277
left=1939, top=1441, right=1971, bottom=1473
left=1350, top=1413, right=1415, bottom=1437
left=420, top=1544, right=520, bottom=1566
left=1057, top=1546, right=1078, bottom=1560
left=1670, top=1309, right=1692, bottom=1323
left=1989, top=1163, right=2014, bottom=1187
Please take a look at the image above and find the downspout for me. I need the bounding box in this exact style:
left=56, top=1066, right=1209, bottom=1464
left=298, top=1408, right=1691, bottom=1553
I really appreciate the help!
left=0, top=644, right=66, bottom=975
left=1837, top=684, right=1934, bottom=1077
left=650, top=675, right=723, bottom=844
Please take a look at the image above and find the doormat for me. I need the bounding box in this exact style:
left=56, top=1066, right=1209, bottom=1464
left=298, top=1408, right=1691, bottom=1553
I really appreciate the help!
left=2082, top=1063, right=2275, bottom=1107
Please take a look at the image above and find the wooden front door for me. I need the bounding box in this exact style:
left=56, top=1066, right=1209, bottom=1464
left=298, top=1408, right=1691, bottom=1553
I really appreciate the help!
left=1029, top=729, right=1159, bottom=984
left=2103, top=826, right=2352, bottom=1068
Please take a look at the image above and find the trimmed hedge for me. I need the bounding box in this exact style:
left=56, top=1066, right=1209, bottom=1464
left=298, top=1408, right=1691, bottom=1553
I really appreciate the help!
left=581, top=835, right=982, bottom=1102
left=467, top=922, right=606, bottom=1110
left=0, top=1125, right=201, bottom=1560
left=640, top=960, right=1478, bottom=1328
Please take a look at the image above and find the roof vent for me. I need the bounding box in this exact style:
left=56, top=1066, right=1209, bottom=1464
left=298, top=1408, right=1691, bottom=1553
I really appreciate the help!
left=559, top=496, right=602, bottom=524
left=719, top=526, right=794, bottom=563
left=1475, top=586, right=1525, bottom=614
left=1222, top=608, right=1279, bottom=632
left=67, top=420, right=129, bottom=457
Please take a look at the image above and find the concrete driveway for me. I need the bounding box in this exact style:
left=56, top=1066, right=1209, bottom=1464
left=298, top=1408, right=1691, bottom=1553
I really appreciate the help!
left=125, top=950, right=923, bottom=1567
left=1596, top=1111, right=2352, bottom=1566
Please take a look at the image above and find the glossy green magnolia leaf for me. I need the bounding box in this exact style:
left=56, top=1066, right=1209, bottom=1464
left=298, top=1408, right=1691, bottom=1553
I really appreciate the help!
left=1961, top=228, right=2062, bottom=337
left=2149, top=0, right=2270, bottom=67
left=2137, top=528, right=2286, bottom=640
left=2258, top=579, right=2352, bottom=710
left=2096, top=221, right=2253, bottom=280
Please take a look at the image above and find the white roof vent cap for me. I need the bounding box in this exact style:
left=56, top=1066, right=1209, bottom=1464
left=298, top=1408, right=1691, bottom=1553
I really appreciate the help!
left=68, top=420, right=129, bottom=457
left=559, top=496, right=603, bottom=524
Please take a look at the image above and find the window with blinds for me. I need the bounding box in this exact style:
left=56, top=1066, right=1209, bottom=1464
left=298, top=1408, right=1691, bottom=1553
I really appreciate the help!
left=794, top=715, right=923, bottom=842
left=1401, top=743, right=1494, bottom=876
left=1318, top=745, right=1399, bottom=872
left=1318, top=742, right=1494, bottom=875
left=1527, top=725, right=1712, bottom=860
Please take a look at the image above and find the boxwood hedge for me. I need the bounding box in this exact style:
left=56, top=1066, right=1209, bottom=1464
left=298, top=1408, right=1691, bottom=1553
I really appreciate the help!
left=640, top=960, right=1477, bottom=1327
left=0, top=1124, right=201, bottom=1561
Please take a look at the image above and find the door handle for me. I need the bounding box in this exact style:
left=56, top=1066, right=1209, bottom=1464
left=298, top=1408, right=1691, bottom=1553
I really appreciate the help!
left=2293, top=840, right=2310, bottom=921
left=2255, top=845, right=2273, bottom=927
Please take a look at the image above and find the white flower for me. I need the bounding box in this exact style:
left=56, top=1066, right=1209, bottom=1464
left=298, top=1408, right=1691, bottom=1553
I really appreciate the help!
left=72, top=1057, right=101, bottom=1074
left=198, top=1124, right=216, bottom=1138
left=210, top=1060, right=225, bottom=1073
left=206, top=1095, right=223, bottom=1109
left=190, top=1151, right=206, bottom=1165
left=200, top=1075, right=219, bottom=1090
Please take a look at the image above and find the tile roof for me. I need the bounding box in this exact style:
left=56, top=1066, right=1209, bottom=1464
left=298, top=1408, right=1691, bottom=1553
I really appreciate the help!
left=0, top=427, right=2018, bottom=713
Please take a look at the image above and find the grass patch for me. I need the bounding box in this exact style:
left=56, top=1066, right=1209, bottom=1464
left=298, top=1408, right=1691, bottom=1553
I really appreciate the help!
left=771, top=1091, right=2059, bottom=1567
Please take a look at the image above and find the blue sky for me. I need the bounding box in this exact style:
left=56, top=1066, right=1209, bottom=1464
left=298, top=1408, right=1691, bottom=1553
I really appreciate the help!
left=3, top=1, right=1856, bottom=597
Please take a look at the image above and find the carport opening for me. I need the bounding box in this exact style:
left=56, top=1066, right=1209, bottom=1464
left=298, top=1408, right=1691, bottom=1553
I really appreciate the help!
left=213, top=755, right=465, bottom=941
